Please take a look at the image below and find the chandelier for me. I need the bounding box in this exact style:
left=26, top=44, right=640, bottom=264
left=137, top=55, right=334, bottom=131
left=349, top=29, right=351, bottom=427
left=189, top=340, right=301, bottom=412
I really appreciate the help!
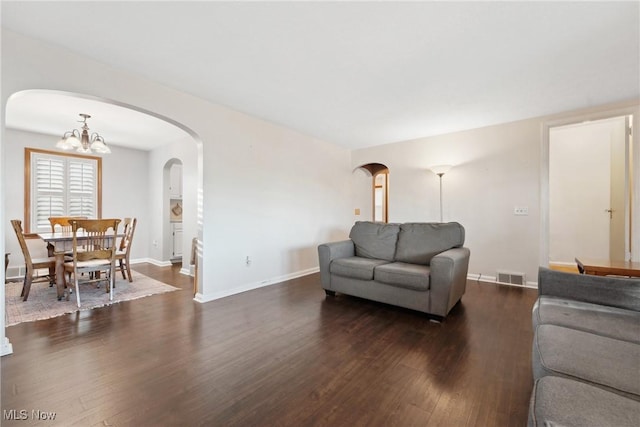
left=56, top=113, right=111, bottom=154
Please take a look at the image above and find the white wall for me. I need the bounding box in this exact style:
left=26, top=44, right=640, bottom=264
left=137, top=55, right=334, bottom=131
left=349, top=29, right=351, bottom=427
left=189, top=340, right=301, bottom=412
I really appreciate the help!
left=351, top=168, right=373, bottom=222
left=352, top=119, right=542, bottom=283
left=1, top=29, right=353, bottom=320
left=3, top=128, right=150, bottom=274
left=352, top=104, right=640, bottom=285
left=148, top=136, right=198, bottom=269
left=206, top=117, right=352, bottom=299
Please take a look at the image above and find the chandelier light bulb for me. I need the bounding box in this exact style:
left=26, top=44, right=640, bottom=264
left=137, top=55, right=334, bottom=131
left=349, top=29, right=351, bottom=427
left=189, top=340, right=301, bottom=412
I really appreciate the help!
left=56, top=114, right=110, bottom=155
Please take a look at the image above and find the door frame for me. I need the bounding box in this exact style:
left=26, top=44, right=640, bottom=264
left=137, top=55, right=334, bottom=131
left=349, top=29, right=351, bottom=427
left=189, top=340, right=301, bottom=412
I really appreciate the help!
left=540, top=105, right=640, bottom=267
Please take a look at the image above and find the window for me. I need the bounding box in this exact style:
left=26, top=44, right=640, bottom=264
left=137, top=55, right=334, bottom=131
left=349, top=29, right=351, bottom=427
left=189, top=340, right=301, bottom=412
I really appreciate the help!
left=25, top=148, right=102, bottom=232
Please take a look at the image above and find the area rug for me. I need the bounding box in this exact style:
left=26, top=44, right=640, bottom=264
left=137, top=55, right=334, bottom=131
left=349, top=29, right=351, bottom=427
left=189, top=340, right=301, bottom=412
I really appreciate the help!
left=5, top=273, right=180, bottom=326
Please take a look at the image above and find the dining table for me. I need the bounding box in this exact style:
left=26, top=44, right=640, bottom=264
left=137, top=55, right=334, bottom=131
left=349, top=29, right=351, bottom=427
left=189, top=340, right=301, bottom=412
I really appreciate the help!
left=38, top=230, right=123, bottom=300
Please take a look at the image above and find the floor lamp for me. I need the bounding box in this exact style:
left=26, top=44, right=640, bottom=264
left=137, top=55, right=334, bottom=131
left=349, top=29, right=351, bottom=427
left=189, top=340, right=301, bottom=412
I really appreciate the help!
left=429, top=165, right=452, bottom=222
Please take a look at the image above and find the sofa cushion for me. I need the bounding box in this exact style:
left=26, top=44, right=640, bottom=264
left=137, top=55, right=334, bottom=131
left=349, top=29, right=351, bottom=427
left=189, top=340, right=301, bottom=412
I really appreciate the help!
left=374, top=262, right=430, bottom=291
left=529, top=376, right=640, bottom=427
left=349, top=221, right=400, bottom=262
left=330, top=257, right=390, bottom=281
left=532, top=324, right=640, bottom=399
left=394, top=222, right=465, bottom=265
left=533, top=295, right=640, bottom=344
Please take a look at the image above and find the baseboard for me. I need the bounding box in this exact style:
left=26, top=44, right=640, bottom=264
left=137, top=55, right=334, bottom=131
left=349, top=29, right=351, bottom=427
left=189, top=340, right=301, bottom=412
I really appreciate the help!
left=467, top=273, right=538, bottom=289
left=179, top=267, right=193, bottom=276
left=132, top=258, right=172, bottom=268
left=194, top=267, right=320, bottom=303
left=6, top=258, right=170, bottom=279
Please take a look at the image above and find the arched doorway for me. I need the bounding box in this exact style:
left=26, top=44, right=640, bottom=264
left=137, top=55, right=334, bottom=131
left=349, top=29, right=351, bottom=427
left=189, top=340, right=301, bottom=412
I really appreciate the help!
left=2, top=89, right=204, bottom=355
left=355, top=163, right=390, bottom=222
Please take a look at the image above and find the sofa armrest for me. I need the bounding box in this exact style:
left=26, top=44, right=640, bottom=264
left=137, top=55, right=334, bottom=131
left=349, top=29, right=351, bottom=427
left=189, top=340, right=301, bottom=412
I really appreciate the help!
left=538, top=267, right=640, bottom=312
left=318, top=240, right=355, bottom=288
left=429, top=247, right=471, bottom=317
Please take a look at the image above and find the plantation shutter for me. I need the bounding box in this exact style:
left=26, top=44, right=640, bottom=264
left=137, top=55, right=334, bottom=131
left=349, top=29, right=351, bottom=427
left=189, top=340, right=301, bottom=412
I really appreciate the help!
left=33, top=155, right=65, bottom=231
left=68, top=160, right=96, bottom=218
left=30, top=152, right=98, bottom=232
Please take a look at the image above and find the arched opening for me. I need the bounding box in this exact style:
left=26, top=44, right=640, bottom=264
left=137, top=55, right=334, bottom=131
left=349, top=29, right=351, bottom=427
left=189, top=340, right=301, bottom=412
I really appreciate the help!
left=354, top=163, right=390, bottom=222
left=164, top=158, right=184, bottom=264
left=2, top=89, right=205, bottom=354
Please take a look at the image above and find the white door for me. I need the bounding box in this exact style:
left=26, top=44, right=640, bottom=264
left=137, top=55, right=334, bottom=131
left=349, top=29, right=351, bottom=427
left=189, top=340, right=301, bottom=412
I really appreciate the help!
left=549, top=116, right=629, bottom=264
left=608, top=116, right=629, bottom=261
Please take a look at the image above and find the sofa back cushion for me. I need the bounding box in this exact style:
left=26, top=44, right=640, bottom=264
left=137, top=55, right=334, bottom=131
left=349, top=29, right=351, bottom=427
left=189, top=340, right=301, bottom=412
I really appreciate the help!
left=349, top=221, right=400, bottom=262
left=395, top=222, right=465, bottom=265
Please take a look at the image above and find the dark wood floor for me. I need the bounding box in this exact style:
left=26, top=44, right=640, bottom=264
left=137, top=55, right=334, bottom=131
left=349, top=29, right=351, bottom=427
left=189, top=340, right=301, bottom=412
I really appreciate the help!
left=1, top=264, right=538, bottom=426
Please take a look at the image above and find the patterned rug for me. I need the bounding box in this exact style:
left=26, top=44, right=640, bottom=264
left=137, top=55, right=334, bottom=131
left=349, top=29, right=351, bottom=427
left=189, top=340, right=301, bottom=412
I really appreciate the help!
left=5, top=273, right=180, bottom=326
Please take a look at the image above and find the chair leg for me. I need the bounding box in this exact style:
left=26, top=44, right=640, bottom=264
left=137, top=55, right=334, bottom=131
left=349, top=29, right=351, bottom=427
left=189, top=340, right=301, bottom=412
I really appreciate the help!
left=22, top=273, right=33, bottom=301
left=64, top=272, right=70, bottom=301
left=105, top=269, right=112, bottom=292
left=75, top=273, right=81, bottom=308
left=48, top=266, right=55, bottom=286
left=126, top=259, right=133, bottom=283
left=20, top=266, right=27, bottom=297
left=119, top=259, right=126, bottom=280
left=109, top=269, right=114, bottom=302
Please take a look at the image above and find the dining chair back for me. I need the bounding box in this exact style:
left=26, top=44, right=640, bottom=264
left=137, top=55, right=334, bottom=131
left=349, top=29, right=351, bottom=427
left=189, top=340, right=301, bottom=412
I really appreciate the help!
left=116, top=217, right=137, bottom=282
left=10, top=219, right=56, bottom=301
left=63, top=218, right=121, bottom=307
left=48, top=216, right=89, bottom=255
left=49, top=216, right=88, bottom=232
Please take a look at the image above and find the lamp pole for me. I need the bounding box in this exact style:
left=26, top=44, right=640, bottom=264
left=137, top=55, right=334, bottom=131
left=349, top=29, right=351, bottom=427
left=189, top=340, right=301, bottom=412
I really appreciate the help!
left=437, top=172, right=445, bottom=222
left=428, top=165, right=452, bottom=223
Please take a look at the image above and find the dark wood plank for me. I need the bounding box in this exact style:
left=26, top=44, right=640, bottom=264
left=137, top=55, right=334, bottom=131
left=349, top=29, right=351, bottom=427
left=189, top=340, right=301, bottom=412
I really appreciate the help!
left=1, top=265, right=538, bottom=426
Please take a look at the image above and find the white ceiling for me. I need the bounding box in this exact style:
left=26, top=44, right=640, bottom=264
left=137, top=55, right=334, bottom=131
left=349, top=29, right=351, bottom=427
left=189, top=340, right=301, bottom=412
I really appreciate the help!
left=6, top=91, right=191, bottom=150
left=2, top=1, right=639, bottom=150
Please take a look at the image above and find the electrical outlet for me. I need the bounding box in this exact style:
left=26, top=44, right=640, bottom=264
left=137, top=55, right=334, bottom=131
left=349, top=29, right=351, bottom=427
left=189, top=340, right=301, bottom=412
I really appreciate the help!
left=354, top=208, right=361, bottom=215
left=514, top=206, right=529, bottom=216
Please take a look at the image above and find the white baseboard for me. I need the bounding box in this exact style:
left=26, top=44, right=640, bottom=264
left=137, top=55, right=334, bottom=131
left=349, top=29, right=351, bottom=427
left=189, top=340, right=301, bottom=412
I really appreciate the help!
left=131, top=258, right=172, bottom=267
left=467, top=273, right=538, bottom=289
left=6, top=259, right=169, bottom=279
left=194, top=267, right=320, bottom=304
left=179, top=267, right=193, bottom=276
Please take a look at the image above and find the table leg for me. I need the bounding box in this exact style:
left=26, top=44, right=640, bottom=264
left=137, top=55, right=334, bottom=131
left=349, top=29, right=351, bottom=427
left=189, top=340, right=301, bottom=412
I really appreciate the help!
left=55, top=252, right=66, bottom=300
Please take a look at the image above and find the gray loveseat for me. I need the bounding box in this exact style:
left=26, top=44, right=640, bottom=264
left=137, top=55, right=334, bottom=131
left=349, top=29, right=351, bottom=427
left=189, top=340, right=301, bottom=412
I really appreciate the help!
left=318, top=221, right=470, bottom=320
left=528, top=268, right=640, bottom=426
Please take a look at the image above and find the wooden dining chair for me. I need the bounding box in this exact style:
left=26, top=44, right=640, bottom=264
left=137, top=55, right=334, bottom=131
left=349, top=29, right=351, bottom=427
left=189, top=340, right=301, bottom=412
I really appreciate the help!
left=48, top=216, right=89, bottom=256
left=63, top=218, right=121, bottom=308
left=10, top=219, right=56, bottom=301
left=116, top=217, right=137, bottom=282
left=48, top=216, right=88, bottom=232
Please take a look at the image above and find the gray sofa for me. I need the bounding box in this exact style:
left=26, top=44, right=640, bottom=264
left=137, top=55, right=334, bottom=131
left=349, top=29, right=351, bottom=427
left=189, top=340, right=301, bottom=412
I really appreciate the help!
left=529, top=268, right=640, bottom=426
left=317, top=221, right=470, bottom=319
